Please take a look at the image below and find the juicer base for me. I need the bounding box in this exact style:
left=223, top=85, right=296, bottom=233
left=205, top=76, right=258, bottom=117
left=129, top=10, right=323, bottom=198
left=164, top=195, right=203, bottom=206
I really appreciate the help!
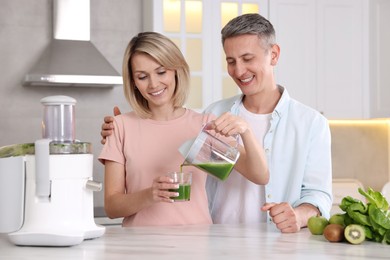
left=8, top=231, right=84, bottom=247
left=8, top=225, right=106, bottom=246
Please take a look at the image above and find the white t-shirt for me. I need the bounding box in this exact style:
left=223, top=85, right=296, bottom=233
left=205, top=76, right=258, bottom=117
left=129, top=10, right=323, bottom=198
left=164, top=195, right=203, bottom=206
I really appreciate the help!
left=210, top=103, right=271, bottom=224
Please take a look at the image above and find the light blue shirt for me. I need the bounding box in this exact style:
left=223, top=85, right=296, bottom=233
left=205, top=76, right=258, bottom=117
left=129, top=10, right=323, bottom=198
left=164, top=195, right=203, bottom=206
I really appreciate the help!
left=204, top=86, right=333, bottom=223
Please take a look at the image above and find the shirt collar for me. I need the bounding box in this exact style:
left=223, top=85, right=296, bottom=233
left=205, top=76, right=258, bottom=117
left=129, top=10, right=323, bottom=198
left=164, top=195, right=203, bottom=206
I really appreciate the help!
left=273, top=85, right=290, bottom=118
left=230, top=85, right=290, bottom=118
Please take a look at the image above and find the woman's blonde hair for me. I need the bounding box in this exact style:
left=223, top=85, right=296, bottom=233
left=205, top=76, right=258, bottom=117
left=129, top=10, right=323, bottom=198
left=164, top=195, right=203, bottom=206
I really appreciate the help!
left=122, top=32, right=190, bottom=118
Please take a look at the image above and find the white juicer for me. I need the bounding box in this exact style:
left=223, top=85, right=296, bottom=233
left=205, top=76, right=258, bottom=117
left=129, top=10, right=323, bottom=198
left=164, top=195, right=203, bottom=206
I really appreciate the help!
left=0, top=95, right=105, bottom=246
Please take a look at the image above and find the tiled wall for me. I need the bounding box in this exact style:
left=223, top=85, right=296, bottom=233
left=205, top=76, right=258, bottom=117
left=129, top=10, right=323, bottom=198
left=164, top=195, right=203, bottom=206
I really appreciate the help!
left=329, top=120, right=390, bottom=192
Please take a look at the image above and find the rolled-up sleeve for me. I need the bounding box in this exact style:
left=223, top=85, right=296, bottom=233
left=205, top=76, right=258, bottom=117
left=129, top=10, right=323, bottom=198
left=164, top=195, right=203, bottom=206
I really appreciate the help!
left=98, top=116, right=125, bottom=166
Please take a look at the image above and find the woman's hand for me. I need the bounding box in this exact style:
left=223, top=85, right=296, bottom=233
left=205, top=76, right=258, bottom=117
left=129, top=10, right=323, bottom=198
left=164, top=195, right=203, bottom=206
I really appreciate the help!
left=104, top=161, right=181, bottom=219
left=101, top=106, right=121, bottom=144
left=151, top=176, right=180, bottom=203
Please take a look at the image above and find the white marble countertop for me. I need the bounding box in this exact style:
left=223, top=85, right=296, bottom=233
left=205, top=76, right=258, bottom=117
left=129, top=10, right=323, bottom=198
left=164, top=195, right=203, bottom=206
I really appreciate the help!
left=0, top=223, right=389, bottom=259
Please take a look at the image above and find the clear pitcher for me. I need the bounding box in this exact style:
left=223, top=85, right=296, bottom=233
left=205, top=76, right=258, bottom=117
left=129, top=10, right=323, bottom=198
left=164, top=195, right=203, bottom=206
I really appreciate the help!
left=180, top=122, right=240, bottom=181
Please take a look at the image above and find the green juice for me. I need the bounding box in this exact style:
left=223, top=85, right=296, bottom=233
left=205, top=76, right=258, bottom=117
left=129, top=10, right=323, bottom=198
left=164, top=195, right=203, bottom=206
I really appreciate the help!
left=170, top=184, right=191, bottom=201
left=194, top=163, right=234, bottom=181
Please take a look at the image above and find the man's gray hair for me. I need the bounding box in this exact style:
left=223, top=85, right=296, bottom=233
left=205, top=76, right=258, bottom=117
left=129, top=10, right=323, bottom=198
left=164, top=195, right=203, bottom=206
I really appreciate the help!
left=221, top=13, right=276, bottom=49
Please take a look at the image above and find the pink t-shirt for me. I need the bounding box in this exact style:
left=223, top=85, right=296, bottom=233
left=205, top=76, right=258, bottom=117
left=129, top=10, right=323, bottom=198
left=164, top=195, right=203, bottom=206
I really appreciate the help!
left=99, top=109, right=213, bottom=226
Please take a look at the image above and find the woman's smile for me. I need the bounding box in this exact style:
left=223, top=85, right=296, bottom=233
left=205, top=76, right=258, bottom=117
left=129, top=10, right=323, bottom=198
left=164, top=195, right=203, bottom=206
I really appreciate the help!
left=149, top=87, right=166, bottom=96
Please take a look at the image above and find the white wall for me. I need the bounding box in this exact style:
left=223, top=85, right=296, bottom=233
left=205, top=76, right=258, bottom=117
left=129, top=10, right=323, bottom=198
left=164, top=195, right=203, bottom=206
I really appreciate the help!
left=0, top=0, right=142, bottom=211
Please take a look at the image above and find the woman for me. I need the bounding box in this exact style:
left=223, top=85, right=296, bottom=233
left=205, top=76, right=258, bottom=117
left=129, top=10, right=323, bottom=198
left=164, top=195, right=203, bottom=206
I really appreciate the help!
left=99, top=32, right=269, bottom=227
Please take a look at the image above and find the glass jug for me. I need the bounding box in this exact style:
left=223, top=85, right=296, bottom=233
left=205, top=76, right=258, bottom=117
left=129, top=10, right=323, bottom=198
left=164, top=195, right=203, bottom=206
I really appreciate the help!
left=180, top=123, right=240, bottom=181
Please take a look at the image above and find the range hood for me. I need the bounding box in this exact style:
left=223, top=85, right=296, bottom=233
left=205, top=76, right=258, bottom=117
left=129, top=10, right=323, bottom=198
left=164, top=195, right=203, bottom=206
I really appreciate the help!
left=23, top=0, right=123, bottom=87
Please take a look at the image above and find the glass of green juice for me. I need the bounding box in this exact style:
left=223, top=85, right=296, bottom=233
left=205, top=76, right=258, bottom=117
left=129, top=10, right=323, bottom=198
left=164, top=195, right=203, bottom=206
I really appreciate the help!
left=167, top=172, right=192, bottom=201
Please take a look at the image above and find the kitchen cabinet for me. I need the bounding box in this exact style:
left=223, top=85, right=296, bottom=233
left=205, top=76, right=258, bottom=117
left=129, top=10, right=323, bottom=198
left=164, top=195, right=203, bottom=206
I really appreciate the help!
left=369, top=0, right=390, bottom=118
left=270, top=0, right=368, bottom=119
left=143, top=0, right=390, bottom=118
left=270, top=0, right=390, bottom=119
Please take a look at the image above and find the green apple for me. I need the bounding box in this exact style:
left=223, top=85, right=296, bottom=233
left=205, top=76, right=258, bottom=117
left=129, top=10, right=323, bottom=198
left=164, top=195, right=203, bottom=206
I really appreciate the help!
left=329, top=213, right=346, bottom=227
left=308, top=215, right=329, bottom=235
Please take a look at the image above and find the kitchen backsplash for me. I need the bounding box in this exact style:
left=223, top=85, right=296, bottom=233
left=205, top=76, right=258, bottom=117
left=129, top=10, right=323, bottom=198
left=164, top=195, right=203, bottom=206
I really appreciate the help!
left=329, top=119, right=390, bottom=192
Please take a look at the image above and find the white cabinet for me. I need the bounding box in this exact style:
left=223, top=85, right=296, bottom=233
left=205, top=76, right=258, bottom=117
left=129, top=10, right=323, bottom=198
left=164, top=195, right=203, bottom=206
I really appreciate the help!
left=316, top=0, right=368, bottom=119
left=369, top=0, right=390, bottom=118
left=270, top=0, right=390, bottom=119
left=269, top=0, right=317, bottom=111
left=270, top=0, right=368, bottom=119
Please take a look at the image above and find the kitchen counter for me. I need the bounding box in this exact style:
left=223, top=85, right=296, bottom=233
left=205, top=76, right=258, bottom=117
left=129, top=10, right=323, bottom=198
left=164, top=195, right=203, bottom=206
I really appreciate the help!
left=0, top=223, right=389, bottom=259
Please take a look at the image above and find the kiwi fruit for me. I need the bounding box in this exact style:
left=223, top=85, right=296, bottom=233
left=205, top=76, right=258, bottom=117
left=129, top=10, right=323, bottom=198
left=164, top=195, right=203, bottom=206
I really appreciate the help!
left=323, top=224, right=345, bottom=242
left=344, top=224, right=365, bottom=244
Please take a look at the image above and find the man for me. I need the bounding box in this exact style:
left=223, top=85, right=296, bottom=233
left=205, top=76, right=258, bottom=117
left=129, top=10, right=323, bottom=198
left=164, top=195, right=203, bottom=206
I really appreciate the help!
left=101, top=13, right=332, bottom=233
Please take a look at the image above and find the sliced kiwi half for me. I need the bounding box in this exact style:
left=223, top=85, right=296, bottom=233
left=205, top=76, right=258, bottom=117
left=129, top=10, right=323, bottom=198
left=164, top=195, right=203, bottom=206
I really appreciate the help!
left=344, top=224, right=365, bottom=244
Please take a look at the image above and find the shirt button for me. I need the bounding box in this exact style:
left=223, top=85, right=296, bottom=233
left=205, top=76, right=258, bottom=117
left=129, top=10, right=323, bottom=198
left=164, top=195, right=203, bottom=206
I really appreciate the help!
left=267, top=194, right=272, bottom=199
left=265, top=148, right=270, bottom=153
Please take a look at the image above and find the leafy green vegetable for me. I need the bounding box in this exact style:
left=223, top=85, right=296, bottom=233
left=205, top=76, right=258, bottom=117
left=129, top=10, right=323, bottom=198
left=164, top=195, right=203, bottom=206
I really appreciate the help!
left=363, top=225, right=373, bottom=240
left=339, top=187, right=390, bottom=244
left=385, top=229, right=390, bottom=244
left=347, top=207, right=371, bottom=226
left=359, top=187, right=389, bottom=211
left=343, top=213, right=354, bottom=226
left=368, top=204, right=390, bottom=230
left=0, top=142, right=92, bottom=158
left=339, top=196, right=362, bottom=211
left=0, top=143, right=35, bottom=158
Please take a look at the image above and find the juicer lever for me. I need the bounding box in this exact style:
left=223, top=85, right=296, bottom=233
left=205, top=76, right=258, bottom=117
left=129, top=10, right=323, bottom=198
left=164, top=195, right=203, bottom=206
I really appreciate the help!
left=86, top=180, right=102, bottom=191
left=35, top=139, right=51, bottom=199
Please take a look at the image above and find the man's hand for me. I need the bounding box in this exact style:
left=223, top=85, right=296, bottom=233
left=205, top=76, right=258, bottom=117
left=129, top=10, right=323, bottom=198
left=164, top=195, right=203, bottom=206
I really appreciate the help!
left=208, top=112, right=250, bottom=137
left=261, top=202, right=319, bottom=233
left=100, top=106, right=121, bottom=144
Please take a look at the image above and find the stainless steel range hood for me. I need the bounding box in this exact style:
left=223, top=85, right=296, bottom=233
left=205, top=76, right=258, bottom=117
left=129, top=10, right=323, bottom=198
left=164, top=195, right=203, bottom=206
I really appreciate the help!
left=23, top=0, right=122, bottom=87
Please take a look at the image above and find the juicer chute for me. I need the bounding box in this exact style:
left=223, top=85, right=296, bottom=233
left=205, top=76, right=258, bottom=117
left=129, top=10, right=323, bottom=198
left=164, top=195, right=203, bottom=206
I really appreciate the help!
left=41, top=95, right=76, bottom=143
